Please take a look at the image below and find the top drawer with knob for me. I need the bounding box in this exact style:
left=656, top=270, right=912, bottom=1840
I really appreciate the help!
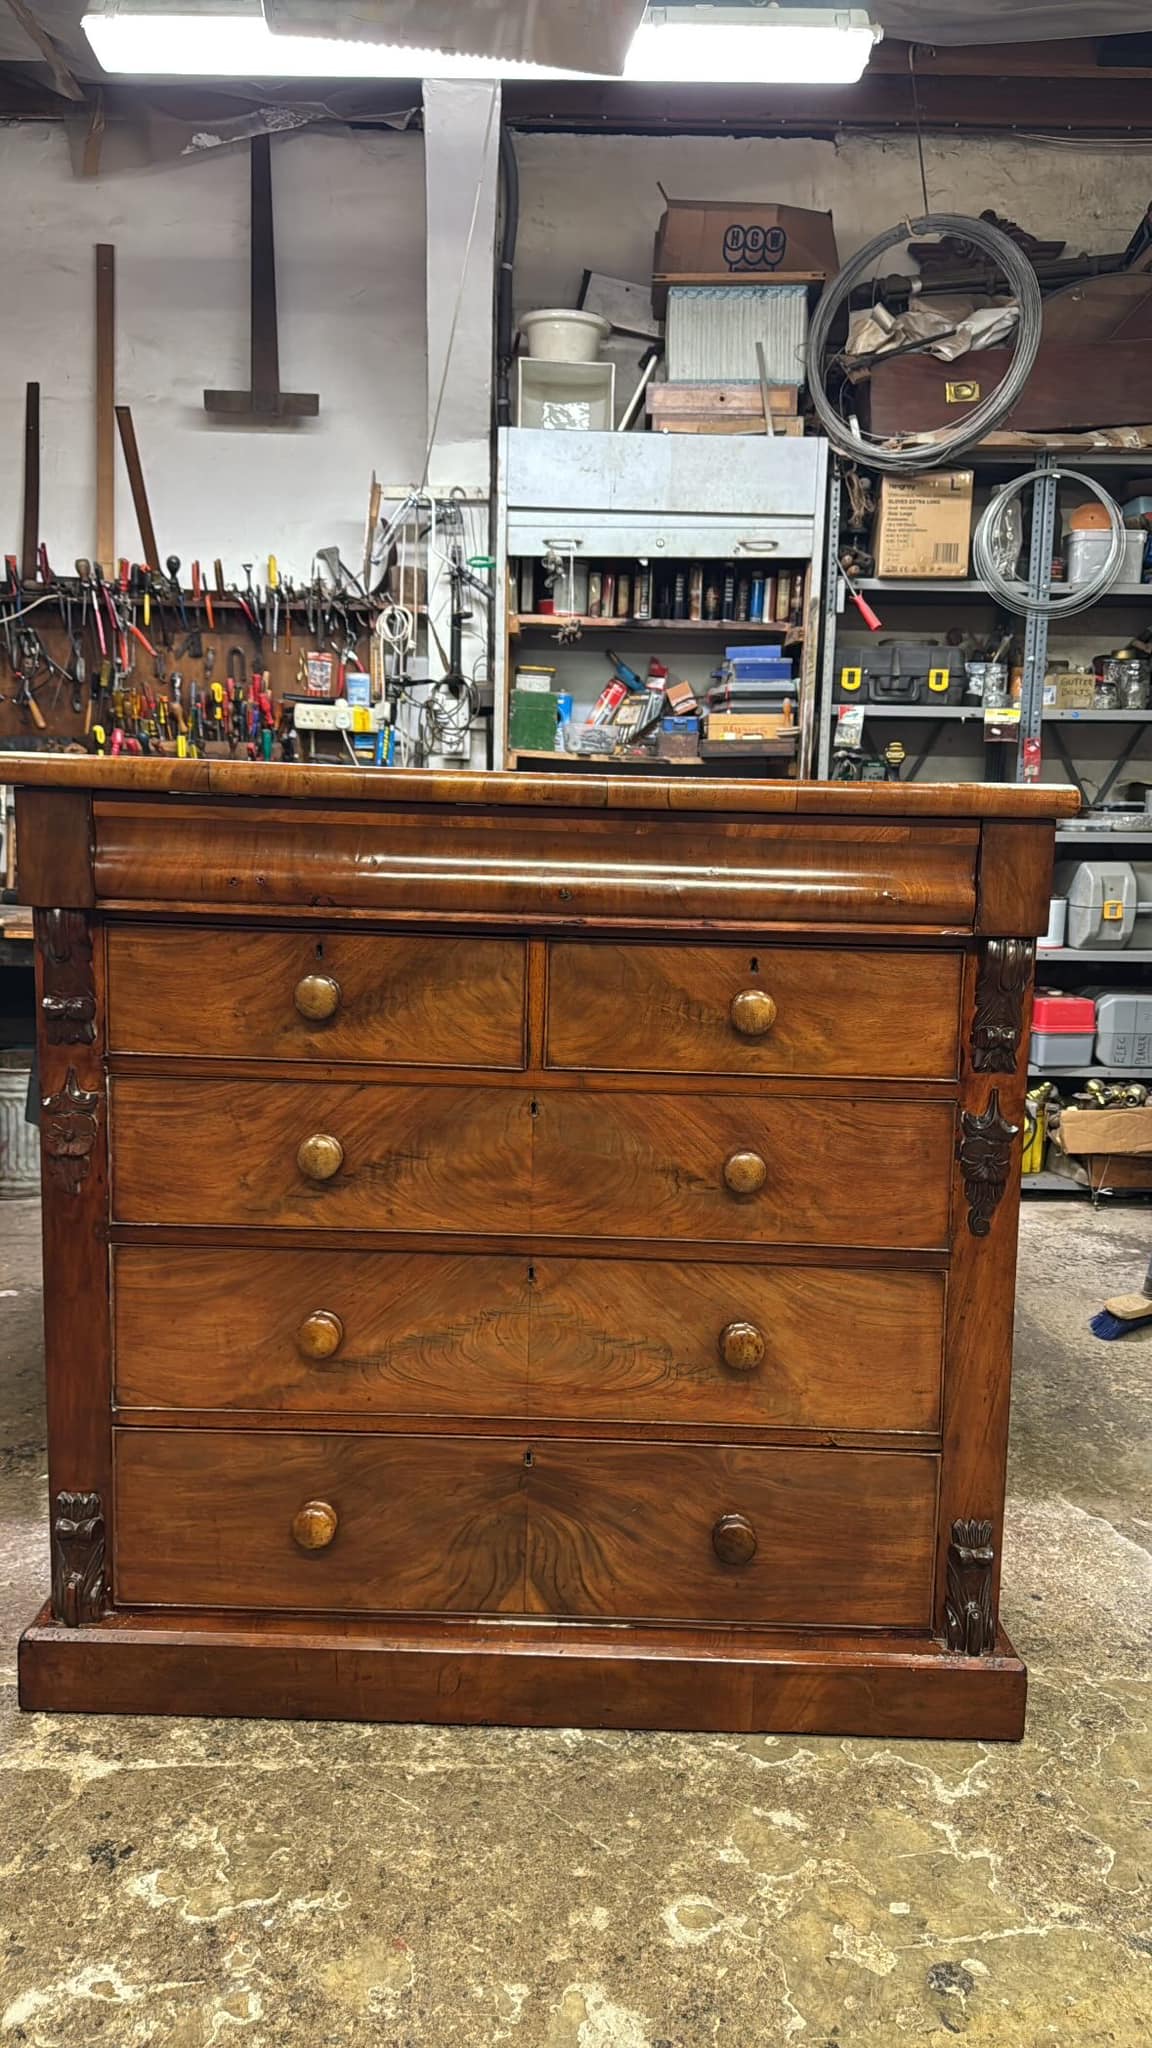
left=546, top=943, right=962, bottom=1080
left=105, top=927, right=527, bottom=1068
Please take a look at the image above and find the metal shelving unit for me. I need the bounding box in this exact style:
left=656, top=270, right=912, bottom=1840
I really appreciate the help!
left=495, top=428, right=829, bottom=773
left=817, top=449, right=1152, bottom=786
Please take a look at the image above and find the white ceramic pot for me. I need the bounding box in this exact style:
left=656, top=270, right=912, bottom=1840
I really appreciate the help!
left=519, top=308, right=611, bottom=363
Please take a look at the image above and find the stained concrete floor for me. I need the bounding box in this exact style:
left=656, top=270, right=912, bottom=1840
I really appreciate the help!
left=0, top=1197, right=1149, bottom=2047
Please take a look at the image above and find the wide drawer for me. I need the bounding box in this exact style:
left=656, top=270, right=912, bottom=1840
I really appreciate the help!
left=114, top=1429, right=938, bottom=1626
left=110, top=1081, right=953, bottom=1249
left=106, top=927, right=527, bottom=1066
left=113, top=1247, right=945, bottom=1432
left=94, top=801, right=979, bottom=925
left=547, top=942, right=962, bottom=1078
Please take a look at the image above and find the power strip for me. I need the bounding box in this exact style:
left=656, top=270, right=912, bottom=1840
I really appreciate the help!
left=293, top=702, right=389, bottom=733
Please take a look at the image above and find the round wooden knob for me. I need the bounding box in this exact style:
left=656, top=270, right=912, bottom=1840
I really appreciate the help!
left=719, top=1320, right=766, bottom=1372
left=722, top=1149, right=767, bottom=1196
left=713, top=1513, right=758, bottom=1566
left=730, top=989, right=777, bottom=1038
left=296, top=1132, right=344, bottom=1182
left=294, top=973, right=342, bottom=1021
left=291, top=1499, right=338, bottom=1550
left=296, top=1310, right=344, bottom=1361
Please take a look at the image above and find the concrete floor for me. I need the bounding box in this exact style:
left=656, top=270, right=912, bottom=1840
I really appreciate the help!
left=0, top=1198, right=1149, bottom=2047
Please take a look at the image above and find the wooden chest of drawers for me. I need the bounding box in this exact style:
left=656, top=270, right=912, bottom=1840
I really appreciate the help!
left=10, top=760, right=1076, bottom=1738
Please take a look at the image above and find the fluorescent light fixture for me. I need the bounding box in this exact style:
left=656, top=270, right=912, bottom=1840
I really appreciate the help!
left=81, top=0, right=586, bottom=74
left=627, top=7, right=881, bottom=85
left=82, top=0, right=882, bottom=83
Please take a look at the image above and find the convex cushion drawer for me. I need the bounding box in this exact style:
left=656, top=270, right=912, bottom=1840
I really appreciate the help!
left=547, top=943, right=962, bottom=1078
left=113, top=1247, right=945, bottom=1431
left=106, top=927, right=527, bottom=1066
left=110, top=1079, right=954, bottom=1248
left=114, top=1429, right=939, bottom=1627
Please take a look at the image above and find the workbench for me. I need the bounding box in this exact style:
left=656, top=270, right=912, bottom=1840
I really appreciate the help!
left=7, top=757, right=1076, bottom=1737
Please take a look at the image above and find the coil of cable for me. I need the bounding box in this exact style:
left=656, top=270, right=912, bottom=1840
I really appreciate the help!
left=807, top=214, right=1044, bottom=474
left=972, top=468, right=1127, bottom=619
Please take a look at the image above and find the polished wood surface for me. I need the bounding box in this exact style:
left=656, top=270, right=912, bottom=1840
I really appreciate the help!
left=16, top=767, right=1067, bottom=1735
left=17, top=1606, right=1028, bottom=1739
left=114, top=1429, right=937, bottom=1626
left=93, top=802, right=983, bottom=925
left=547, top=943, right=962, bottom=1077
left=113, top=1247, right=945, bottom=1431
left=111, top=1079, right=534, bottom=1233
left=111, top=1079, right=952, bottom=1246
left=106, top=927, right=527, bottom=1067
left=4, top=752, right=1080, bottom=819
left=529, top=1092, right=953, bottom=1248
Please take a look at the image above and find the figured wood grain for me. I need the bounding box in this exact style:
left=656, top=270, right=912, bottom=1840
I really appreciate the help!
left=547, top=943, right=962, bottom=1078
left=106, top=927, right=527, bottom=1067
left=92, top=802, right=982, bottom=925
left=112, top=1247, right=944, bottom=1431
left=523, top=1441, right=937, bottom=1625
left=110, top=1079, right=535, bottom=1233
left=2, top=754, right=1080, bottom=820
left=531, top=1092, right=954, bottom=1249
left=115, top=1429, right=530, bottom=1614
left=14, top=789, right=94, bottom=908
left=17, top=1608, right=1029, bottom=1739
left=114, top=1428, right=937, bottom=1627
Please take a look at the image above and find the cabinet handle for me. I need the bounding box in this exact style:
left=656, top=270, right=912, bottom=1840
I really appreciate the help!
left=730, top=989, right=777, bottom=1038
left=291, top=1499, right=338, bottom=1550
left=294, top=973, right=342, bottom=1021
left=296, top=1310, right=345, bottom=1361
left=713, top=1513, right=758, bottom=1565
left=296, top=1132, right=344, bottom=1182
left=719, top=1320, right=766, bottom=1373
left=722, top=1149, right=767, bottom=1196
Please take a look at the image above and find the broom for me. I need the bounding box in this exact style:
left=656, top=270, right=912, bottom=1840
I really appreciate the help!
left=1090, top=1291, right=1152, bottom=1341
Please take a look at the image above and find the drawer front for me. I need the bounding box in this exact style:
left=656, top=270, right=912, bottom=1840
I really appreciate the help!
left=111, top=1079, right=534, bottom=1232
left=113, top=1247, right=944, bottom=1433
left=111, top=1082, right=952, bottom=1248
left=94, top=801, right=978, bottom=926
left=114, top=1428, right=937, bottom=1627
left=106, top=927, right=526, bottom=1067
left=547, top=942, right=962, bottom=1079
left=532, top=1092, right=953, bottom=1250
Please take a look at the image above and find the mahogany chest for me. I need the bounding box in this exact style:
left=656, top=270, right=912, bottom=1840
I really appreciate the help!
left=10, top=760, right=1076, bottom=1737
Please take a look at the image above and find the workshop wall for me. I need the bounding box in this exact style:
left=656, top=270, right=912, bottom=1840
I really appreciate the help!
left=0, top=121, right=426, bottom=583
left=512, top=130, right=1137, bottom=311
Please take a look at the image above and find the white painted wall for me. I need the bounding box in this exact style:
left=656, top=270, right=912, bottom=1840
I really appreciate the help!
left=512, top=129, right=1137, bottom=315
left=0, top=121, right=426, bottom=584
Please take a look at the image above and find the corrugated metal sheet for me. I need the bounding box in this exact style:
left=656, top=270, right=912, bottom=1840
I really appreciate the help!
left=666, top=285, right=808, bottom=388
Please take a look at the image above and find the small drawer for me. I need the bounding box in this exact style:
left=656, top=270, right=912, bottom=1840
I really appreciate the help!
left=113, top=1247, right=943, bottom=1434
left=106, top=926, right=527, bottom=1068
left=114, top=1428, right=938, bottom=1628
left=546, top=943, right=962, bottom=1079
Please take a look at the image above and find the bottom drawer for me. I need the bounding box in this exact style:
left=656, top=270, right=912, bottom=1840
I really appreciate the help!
left=114, top=1430, right=938, bottom=1629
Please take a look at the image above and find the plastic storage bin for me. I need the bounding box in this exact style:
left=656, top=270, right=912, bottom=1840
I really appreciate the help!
left=1030, top=993, right=1096, bottom=1069
left=1093, top=990, right=1152, bottom=1070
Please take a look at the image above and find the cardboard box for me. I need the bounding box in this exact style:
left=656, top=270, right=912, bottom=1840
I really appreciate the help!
left=652, top=200, right=838, bottom=312
left=707, top=712, right=795, bottom=741
left=1044, top=670, right=1096, bottom=710
left=1058, top=1105, right=1152, bottom=1156
left=873, top=472, right=974, bottom=579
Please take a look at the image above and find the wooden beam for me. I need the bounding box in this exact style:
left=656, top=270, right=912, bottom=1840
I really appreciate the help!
left=95, top=246, right=115, bottom=574
left=2, top=0, right=85, bottom=100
